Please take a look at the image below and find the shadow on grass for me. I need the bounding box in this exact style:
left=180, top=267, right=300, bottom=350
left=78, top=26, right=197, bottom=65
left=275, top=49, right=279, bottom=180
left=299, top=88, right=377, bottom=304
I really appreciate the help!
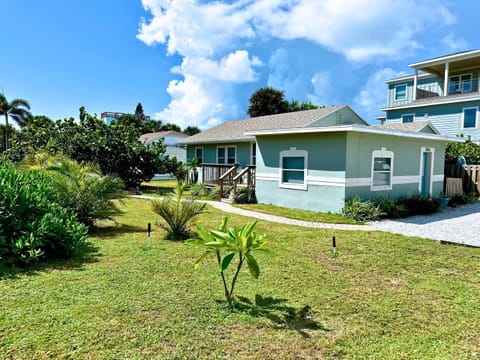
left=140, top=185, right=174, bottom=196
left=226, top=294, right=329, bottom=338
left=92, top=224, right=147, bottom=238
left=0, top=241, right=101, bottom=280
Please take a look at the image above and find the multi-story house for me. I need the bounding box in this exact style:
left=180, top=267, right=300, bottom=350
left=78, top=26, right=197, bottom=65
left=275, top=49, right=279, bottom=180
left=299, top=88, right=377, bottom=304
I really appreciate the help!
left=381, top=50, right=480, bottom=142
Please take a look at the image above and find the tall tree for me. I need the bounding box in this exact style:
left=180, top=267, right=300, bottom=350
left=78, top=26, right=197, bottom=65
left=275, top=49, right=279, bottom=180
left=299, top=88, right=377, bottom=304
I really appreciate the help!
left=183, top=126, right=201, bottom=136
left=247, top=87, right=289, bottom=117
left=0, top=93, right=32, bottom=149
left=135, top=102, right=145, bottom=118
left=287, top=100, right=320, bottom=112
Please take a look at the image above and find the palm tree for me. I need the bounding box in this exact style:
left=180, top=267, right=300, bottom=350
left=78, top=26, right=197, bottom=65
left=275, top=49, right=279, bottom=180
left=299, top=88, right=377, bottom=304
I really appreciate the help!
left=0, top=93, right=32, bottom=150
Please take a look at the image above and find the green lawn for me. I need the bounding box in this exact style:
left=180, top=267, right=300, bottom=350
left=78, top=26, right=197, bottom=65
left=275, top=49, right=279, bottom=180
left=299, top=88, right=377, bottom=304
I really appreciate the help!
left=1, top=198, right=479, bottom=359
left=234, top=203, right=360, bottom=225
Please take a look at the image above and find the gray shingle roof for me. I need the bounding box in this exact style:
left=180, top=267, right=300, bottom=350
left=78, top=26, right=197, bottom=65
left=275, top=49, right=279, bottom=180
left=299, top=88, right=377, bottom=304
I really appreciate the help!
left=372, top=121, right=439, bottom=134
left=139, top=131, right=188, bottom=143
left=180, top=106, right=347, bottom=144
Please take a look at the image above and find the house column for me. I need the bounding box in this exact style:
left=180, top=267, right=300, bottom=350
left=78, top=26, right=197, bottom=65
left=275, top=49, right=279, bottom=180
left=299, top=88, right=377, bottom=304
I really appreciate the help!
left=413, top=69, right=418, bottom=101
left=443, top=62, right=449, bottom=96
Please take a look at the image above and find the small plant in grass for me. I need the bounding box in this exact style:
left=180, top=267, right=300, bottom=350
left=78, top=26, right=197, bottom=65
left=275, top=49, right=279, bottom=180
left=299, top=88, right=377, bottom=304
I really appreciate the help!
left=233, top=187, right=257, bottom=204
left=151, top=182, right=206, bottom=240
left=186, top=217, right=267, bottom=309
left=342, top=196, right=382, bottom=221
left=190, top=183, right=210, bottom=198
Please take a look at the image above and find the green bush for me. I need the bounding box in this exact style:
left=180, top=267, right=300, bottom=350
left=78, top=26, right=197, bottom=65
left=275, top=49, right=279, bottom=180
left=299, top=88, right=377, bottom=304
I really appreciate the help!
left=233, top=187, right=257, bottom=204
left=373, top=197, right=408, bottom=218
left=21, top=153, right=125, bottom=230
left=396, top=193, right=440, bottom=216
left=342, top=196, right=382, bottom=222
left=0, top=161, right=87, bottom=269
left=448, top=193, right=478, bottom=207
left=152, top=182, right=206, bottom=240
left=190, top=183, right=210, bottom=198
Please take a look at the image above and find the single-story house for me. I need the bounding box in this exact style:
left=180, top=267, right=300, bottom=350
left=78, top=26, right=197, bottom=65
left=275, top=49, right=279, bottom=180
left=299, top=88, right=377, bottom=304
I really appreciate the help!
left=140, top=130, right=188, bottom=162
left=180, top=106, right=462, bottom=213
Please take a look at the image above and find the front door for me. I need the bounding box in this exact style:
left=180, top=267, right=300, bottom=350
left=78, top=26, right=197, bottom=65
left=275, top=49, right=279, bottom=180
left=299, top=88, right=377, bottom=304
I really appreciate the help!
left=420, top=150, right=432, bottom=195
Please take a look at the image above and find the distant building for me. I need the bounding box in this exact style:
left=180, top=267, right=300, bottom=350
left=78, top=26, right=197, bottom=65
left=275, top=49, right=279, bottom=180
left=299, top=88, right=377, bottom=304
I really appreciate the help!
left=101, top=112, right=151, bottom=125
left=381, top=49, right=480, bottom=142
left=139, top=130, right=188, bottom=163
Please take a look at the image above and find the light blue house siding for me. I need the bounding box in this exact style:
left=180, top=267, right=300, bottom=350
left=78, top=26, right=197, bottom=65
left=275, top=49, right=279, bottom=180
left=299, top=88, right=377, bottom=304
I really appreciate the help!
left=386, top=100, right=480, bottom=141
left=186, top=141, right=254, bottom=167
left=344, top=133, right=446, bottom=200
left=255, top=133, right=347, bottom=213
left=254, top=131, right=448, bottom=213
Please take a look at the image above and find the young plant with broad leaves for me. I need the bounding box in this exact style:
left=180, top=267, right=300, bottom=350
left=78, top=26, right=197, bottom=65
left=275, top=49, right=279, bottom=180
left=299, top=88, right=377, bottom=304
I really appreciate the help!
left=151, top=182, right=206, bottom=240
left=186, top=217, right=267, bottom=309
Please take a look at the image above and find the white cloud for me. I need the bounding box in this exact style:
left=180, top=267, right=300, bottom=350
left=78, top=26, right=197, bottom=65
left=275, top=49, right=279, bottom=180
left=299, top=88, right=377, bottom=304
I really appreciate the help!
left=137, top=0, right=458, bottom=128
left=308, top=71, right=333, bottom=105
left=354, top=68, right=408, bottom=123
left=442, top=33, right=468, bottom=53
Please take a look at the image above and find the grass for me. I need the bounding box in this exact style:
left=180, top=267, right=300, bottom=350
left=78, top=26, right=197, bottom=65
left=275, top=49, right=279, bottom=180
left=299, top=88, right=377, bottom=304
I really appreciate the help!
left=140, top=179, right=178, bottom=196
left=235, top=203, right=360, bottom=224
left=1, top=198, right=480, bottom=359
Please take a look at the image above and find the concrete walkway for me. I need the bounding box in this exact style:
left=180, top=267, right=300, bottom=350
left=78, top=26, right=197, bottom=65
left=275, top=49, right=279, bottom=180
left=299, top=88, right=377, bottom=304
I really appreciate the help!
left=132, top=195, right=480, bottom=247
left=132, top=195, right=373, bottom=231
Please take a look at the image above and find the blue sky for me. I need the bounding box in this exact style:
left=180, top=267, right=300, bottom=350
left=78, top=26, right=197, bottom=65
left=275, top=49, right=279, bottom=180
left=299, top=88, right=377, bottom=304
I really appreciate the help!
left=1, top=0, right=479, bottom=129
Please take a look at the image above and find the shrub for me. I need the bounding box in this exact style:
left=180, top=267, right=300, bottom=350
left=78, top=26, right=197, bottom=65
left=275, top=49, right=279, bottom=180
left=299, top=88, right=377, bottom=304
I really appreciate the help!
left=0, top=161, right=87, bottom=269
left=21, top=153, right=125, bottom=230
left=152, top=182, right=206, bottom=240
left=448, top=193, right=478, bottom=207
left=396, top=193, right=440, bottom=216
left=233, top=187, right=257, bottom=204
left=186, top=217, right=267, bottom=309
left=373, top=197, right=408, bottom=218
left=190, top=183, right=210, bottom=198
left=342, top=196, right=382, bottom=222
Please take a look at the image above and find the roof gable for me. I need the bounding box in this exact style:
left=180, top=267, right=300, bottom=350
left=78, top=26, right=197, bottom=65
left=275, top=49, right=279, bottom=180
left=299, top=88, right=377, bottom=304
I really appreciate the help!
left=180, top=105, right=367, bottom=144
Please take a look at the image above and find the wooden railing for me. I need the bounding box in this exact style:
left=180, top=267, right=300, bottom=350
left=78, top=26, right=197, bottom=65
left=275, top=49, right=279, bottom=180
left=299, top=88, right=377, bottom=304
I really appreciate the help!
left=444, top=164, right=480, bottom=195
left=218, top=165, right=238, bottom=198
left=232, top=165, right=256, bottom=198
left=201, top=163, right=237, bottom=186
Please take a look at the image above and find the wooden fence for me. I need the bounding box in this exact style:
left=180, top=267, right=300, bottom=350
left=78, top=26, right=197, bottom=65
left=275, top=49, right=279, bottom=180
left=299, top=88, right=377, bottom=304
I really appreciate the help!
left=444, top=164, right=480, bottom=195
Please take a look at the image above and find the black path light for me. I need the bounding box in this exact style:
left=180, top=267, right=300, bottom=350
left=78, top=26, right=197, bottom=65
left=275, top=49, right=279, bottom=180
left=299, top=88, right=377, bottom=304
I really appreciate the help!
left=332, top=236, right=337, bottom=255
left=147, top=223, right=152, bottom=247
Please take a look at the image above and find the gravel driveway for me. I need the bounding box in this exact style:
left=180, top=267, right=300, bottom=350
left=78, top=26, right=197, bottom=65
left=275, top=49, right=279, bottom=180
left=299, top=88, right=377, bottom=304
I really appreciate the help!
left=370, top=202, right=480, bottom=247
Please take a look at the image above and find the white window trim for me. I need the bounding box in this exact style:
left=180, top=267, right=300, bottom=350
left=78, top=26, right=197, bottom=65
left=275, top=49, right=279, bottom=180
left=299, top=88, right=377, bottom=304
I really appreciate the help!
left=401, top=113, right=415, bottom=123
left=462, top=106, right=478, bottom=129
left=195, top=146, right=203, bottom=163
left=250, top=142, right=256, bottom=166
left=370, top=147, right=394, bottom=191
left=394, top=83, right=407, bottom=101
left=279, top=149, right=308, bottom=190
left=216, top=145, right=237, bottom=164
left=449, top=73, right=473, bottom=94
left=418, top=147, right=435, bottom=195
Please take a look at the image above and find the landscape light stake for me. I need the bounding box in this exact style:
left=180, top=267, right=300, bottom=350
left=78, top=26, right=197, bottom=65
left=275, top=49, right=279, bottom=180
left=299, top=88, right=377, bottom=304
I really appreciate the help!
left=147, top=223, right=151, bottom=247
left=332, top=236, right=337, bottom=255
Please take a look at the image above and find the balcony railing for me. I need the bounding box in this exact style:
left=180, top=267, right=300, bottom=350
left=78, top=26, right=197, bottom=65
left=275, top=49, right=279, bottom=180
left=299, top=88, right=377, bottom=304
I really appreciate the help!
left=415, top=78, right=480, bottom=102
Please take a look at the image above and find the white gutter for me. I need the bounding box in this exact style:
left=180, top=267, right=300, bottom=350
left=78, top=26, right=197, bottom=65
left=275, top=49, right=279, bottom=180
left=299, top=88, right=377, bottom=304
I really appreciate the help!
left=178, top=137, right=254, bottom=145
left=409, top=49, right=480, bottom=69
left=244, top=125, right=464, bottom=143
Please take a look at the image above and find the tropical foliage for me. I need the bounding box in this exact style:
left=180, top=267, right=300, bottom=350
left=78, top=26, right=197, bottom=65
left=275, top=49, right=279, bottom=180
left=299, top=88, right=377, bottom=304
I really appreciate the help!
left=445, top=137, right=480, bottom=164
left=233, top=187, right=257, bottom=204
left=186, top=217, right=267, bottom=309
left=151, top=182, right=206, bottom=240
left=21, top=153, right=125, bottom=229
left=7, top=108, right=169, bottom=188
left=0, top=93, right=32, bottom=150
left=0, top=161, right=87, bottom=270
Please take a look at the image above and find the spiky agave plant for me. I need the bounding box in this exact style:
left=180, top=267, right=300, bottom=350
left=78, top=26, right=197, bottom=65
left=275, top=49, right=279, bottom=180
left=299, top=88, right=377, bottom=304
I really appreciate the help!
left=151, top=182, right=206, bottom=240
